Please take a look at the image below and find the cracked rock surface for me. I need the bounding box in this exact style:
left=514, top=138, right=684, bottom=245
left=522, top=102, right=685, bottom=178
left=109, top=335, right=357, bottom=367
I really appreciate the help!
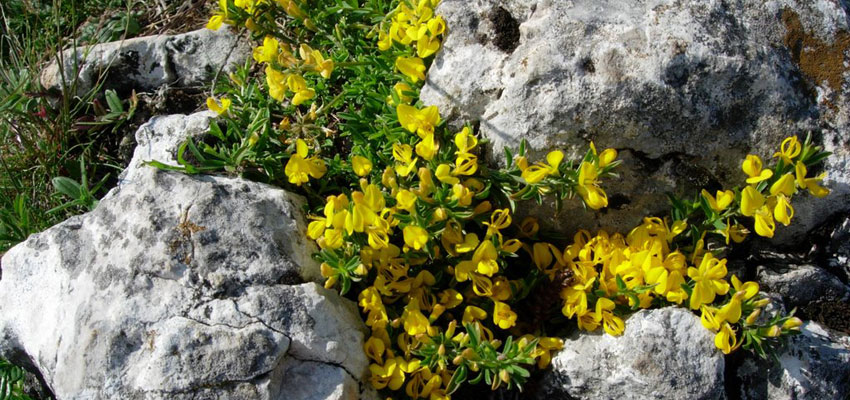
left=422, top=0, right=850, bottom=238
left=0, top=112, right=372, bottom=399
left=733, top=322, right=850, bottom=400
left=537, top=307, right=724, bottom=399
left=40, top=26, right=251, bottom=96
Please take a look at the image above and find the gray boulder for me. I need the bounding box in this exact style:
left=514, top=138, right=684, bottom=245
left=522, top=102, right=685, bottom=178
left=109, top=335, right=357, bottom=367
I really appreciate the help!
left=537, top=307, right=724, bottom=399
left=757, top=263, right=850, bottom=309
left=0, top=113, right=371, bottom=399
left=734, top=322, right=850, bottom=400
left=422, top=0, right=850, bottom=238
left=41, top=26, right=251, bottom=96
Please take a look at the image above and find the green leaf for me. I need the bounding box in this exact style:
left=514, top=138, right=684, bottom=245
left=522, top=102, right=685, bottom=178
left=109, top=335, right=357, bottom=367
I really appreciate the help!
left=52, top=176, right=83, bottom=200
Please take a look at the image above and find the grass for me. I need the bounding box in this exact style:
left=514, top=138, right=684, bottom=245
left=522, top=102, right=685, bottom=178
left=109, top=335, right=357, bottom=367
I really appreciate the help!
left=0, top=1, right=207, bottom=398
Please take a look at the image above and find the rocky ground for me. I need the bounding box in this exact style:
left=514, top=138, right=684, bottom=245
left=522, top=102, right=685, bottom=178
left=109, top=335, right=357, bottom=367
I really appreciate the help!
left=1, top=0, right=849, bottom=399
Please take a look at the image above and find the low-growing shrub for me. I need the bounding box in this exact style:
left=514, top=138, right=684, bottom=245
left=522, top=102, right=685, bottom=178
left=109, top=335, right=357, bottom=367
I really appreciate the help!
left=155, top=0, right=831, bottom=397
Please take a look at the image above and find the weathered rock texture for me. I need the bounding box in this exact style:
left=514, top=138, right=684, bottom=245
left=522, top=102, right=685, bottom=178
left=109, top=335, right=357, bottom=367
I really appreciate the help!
left=757, top=263, right=850, bottom=309
left=41, top=27, right=251, bottom=96
left=422, top=0, right=850, bottom=238
left=734, top=322, right=850, bottom=400
left=0, top=113, right=371, bottom=399
left=537, top=307, right=724, bottom=399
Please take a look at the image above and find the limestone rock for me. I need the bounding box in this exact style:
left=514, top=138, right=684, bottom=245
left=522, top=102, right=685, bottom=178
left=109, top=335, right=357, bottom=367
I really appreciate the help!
left=0, top=113, right=369, bottom=399
left=734, top=322, right=850, bottom=400
left=537, top=307, right=724, bottom=399
left=40, top=27, right=251, bottom=96
left=757, top=263, right=850, bottom=309
left=422, top=0, right=850, bottom=237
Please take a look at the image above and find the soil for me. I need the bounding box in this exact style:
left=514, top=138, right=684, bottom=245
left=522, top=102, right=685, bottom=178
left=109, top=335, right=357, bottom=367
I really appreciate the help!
left=489, top=7, right=520, bottom=53
left=798, top=300, right=850, bottom=334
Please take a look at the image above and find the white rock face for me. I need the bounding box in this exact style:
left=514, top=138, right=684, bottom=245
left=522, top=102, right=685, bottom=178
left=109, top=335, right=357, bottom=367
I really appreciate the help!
left=734, top=322, right=850, bottom=400
left=422, top=0, right=850, bottom=237
left=0, top=113, right=371, bottom=399
left=537, top=307, right=725, bottom=399
left=41, top=27, right=251, bottom=96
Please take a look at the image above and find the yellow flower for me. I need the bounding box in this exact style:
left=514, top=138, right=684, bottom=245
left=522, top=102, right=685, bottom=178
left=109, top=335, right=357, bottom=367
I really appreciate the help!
left=773, top=136, right=801, bottom=165
left=454, top=153, right=478, bottom=176
left=770, top=173, right=796, bottom=197
left=417, top=35, right=441, bottom=58
left=286, top=74, right=315, bottom=105
left=266, top=66, right=287, bottom=102
left=405, top=367, right=442, bottom=399
left=719, top=219, right=748, bottom=244
left=522, top=150, right=563, bottom=183
left=454, top=127, right=478, bottom=154
left=687, top=253, right=730, bottom=310
left=396, top=189, right=418, bottom=212
left=462, top=305, right=487, bottom=324
left=369, top=356, right=406, bottom=390
left=742, top=154, right=773, bottom=183
left=206, top=97, right=231, bottom=115
left=493, top=301, right=517, bottom=329
left=397, top=104, right=440, bottom=138
left=595, top=297, right=625, bottom=336
left=364, top=336, right=385, bottom=363
left=598, top=148, right=618, bottom=168
left=415, top=133, right=439, bottom=160
left=714, top=323, right=739, bottom=354
left=741, top=186, right=776, bottom=237
left=795, top=161, right=830, bottom=198
left=576, top=162, right=608, bottom=209
left=388, top=82, right=414, bottom=105
left=401, top=300, right=430, bottom=335
left=701, top=189, right=734, bottom=213
left=207, top=15, right=225, bottom=30
left=352, top=156, right=373, bottom=176
left=253, top=36, right=280, bottom=64
left=284, top=139, right=327, bottom=185
left=393, top=143, right=418, bottom=177
left=438, top=289, right=463, bottom=309
left=396, top=56, right=426, bottom=82
left=435, top=163, right=458, bottom=185
left=773, top=194, right=794, bottom=226
left=403, top=225, right=429, bottom=250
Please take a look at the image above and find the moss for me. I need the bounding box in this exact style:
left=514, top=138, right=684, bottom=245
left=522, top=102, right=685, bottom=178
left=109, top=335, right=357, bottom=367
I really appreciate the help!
left=782, top=9, right=850, bottom=94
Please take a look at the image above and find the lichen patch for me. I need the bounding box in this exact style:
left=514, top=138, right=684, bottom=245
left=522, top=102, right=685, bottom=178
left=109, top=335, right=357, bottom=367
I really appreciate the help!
left=782, top=9, right=850, bottom=94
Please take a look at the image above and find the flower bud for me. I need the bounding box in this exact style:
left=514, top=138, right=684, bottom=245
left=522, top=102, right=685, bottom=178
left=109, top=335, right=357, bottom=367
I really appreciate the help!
left=438, top=344, right=446, bottom=356
left=323, top=275, right=337, bottom=289
left=782, top=317, right=803, bottom=330
left=499, top=369, right=510, bottom=384
left=752, top=298, right=770, bottom=308
left=745, top=309, right=761, bottom=325
left=765, top=325, right=781, bottom=337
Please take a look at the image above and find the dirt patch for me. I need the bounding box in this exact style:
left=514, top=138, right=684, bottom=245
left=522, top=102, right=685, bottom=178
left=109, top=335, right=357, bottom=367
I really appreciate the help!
left=798, top=300, right=850, bottom=334
left=781, top=9, right=850, bottom=94
left=489, top=7, right=520, bottom=53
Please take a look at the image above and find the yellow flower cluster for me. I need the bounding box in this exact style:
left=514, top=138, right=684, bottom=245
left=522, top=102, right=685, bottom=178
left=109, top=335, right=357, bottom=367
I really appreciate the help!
left=378, top=0, right=446, bottom=82
left=304, top=102, right=605, bottom=396
left=254, top=36, right=333, bottom=105
left=515, top=143, right=616, bottom=209
left=738, top=136, right=829, bottom=237
left=554, top=217, right=801, bottom=353
left=207, top=0, right=308, bottom=31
